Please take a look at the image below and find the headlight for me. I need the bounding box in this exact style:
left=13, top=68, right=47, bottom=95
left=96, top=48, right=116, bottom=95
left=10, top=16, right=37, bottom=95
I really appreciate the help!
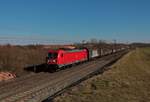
left=52, top=59, right=56, bottom=63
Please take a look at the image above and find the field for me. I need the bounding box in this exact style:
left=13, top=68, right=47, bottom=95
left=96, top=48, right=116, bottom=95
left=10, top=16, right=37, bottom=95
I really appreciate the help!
left=0, top=45, right=48, bottom=75
left=54, top=47, right=150, bottom=102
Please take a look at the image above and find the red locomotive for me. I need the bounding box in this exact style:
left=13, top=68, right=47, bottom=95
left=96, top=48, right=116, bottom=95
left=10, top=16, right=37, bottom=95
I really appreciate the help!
left=46, top=48, right=88, bottom=69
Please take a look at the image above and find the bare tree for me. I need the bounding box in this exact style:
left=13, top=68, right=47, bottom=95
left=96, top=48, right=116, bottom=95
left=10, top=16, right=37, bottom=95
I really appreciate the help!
left=90, top=38, right=98, bottom=44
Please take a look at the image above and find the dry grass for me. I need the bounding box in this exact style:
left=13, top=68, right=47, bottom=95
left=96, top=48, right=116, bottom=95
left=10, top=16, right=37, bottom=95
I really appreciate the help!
left=0, top=45, right=48, bottom=75
left=54, top=47, right=150, bottom=102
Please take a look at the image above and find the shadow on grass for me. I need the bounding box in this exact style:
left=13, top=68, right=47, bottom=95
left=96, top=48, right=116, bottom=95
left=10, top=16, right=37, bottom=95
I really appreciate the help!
left=24, top=63, right=55, bottom=73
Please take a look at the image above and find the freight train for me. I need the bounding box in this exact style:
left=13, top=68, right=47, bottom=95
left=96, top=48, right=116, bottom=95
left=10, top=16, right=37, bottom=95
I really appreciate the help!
left=46, top=46, right=127, bottom=71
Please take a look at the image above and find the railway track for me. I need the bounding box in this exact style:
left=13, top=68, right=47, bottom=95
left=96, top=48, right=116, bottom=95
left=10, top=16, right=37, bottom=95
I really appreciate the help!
left=0, top=50, right=128, bottom=102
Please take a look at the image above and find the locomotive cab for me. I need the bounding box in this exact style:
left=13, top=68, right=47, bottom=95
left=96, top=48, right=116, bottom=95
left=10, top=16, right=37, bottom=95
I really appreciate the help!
left=47, top=52, right=58, bottom=63
left=46, top=50, right=59, bottom=68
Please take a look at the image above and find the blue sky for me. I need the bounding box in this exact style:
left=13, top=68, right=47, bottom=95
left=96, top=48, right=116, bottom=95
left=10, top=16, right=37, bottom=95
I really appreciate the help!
left=0, top=0, right=150, bottom=44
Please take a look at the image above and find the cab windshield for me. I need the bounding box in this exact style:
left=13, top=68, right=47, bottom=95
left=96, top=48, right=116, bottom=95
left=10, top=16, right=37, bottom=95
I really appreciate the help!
left=48, top=53, right=58, bottom=59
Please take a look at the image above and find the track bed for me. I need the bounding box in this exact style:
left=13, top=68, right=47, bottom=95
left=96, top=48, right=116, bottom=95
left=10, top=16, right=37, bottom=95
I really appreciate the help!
left=0, top=50, right=128, bottom=102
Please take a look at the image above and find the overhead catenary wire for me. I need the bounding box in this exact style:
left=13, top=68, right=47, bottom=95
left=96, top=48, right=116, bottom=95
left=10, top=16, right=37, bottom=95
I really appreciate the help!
left=0, top=37, right=75, bottom=45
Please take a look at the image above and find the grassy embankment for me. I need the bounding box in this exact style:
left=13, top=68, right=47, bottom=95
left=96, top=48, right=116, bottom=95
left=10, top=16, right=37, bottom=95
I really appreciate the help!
left=54, top=48, right=150, bottom=102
